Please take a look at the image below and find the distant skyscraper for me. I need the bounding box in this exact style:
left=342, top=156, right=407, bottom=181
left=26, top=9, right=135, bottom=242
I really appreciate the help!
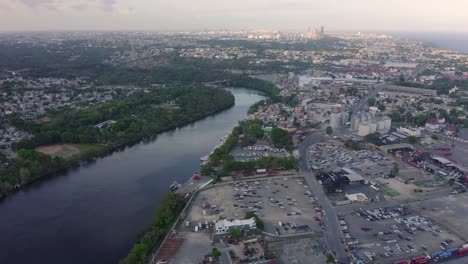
left=320, top=26, right=324, bottom=38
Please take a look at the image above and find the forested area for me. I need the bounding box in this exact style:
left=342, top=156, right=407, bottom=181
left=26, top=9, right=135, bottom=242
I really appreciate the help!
left=11, top=85, right=234, bottom=149
left=0, top=86, right=234, bottom=199
left=200, top=120, right=297, bottom=179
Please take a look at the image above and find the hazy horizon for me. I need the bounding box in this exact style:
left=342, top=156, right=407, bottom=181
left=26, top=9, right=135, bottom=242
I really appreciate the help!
left=0, top=0, right=467, bottom=33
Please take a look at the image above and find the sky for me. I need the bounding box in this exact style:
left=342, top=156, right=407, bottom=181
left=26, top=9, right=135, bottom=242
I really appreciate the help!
left=0, top=0, right=467, bottom=32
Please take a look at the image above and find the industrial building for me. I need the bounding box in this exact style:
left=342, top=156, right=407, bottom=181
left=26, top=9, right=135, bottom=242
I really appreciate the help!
left=341, top=168, right=365, bottom=185
left=381, top=84, right=437, bottom=97
left=214, top=218, right=256, bottom=233
left=351, top=112, right=391, bottom=136
left=397, top=126, right=421, bottom=137
left=345, top=193, right=369, bottom=203
left=330, top=111, right=349, bottom=129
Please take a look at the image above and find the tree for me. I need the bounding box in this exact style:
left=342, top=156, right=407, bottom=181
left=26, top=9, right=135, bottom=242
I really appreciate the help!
left=122, top=243, right=148, bottom=264
left=390, top=164, right=400, bottom=177
left=229, top=228, right=242, bottom=238
left=271, top=127, right=293, bottom=150
left=364, top=133, right=381, bottom=145
left=431, top=134, right=439, bottom=140
left=245, top=212, right=265, bottom=230
left=377, top=103, right=386, bottom=112
left=326, top=126, right=333, bottom=135
left=212, top=247, right=221, bottom=259
left=406, top=136, right=419, bottom=144
left=367, top=98, right=376, bottom=106
left=326, top=253, right=335, bottom=263
left=19, top=167, right=31, bottom=183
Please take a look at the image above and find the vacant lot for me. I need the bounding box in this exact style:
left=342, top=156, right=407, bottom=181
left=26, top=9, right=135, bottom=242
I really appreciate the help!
left=36, top=144, right=80, bottom=158
left=36, top=144, right=107, bottom=158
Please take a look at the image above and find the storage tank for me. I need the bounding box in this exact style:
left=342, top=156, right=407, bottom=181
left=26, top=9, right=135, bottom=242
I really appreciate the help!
left=377, top=119, right=385, bottom=130
left=369, top=121, right=377, bottom=134
left=358, top=122, right=371, bottom=137
left=351, top=115, right=360, bottom=131
left=330, top=113, right=341, bottom=129
left=384, top=116, right=392, bottom=131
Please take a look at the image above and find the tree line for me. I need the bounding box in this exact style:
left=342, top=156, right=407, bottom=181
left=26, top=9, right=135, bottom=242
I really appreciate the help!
left=1, top=85, right=235, bottom=199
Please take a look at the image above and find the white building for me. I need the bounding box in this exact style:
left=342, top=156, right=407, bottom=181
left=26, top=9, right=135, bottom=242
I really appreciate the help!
left=397, top=127, right=421, bottom=137
left=215, top=218, right=256, bottom=233
left=345, top=193, right=369, bottom=203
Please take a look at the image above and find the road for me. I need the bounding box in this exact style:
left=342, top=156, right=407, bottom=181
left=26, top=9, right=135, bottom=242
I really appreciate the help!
left=298, top=133, right=349, bottom=263
left=349, top=83, right=384, bottom=118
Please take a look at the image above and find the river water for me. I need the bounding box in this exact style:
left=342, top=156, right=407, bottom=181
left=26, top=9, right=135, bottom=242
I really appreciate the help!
left=0, top=88, right=264, bottom=264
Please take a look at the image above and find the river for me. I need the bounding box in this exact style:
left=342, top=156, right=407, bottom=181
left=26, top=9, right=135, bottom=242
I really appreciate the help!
left=0, top=88, right=265, bottom=264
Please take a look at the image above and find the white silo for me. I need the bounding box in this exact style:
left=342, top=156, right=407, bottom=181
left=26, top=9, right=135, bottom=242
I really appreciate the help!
left=358, top=122, right=371, bottom=137
left=351, top=115, right=360, bottom=131
left=330, top=113, right=341, bottom=129
left=383, top=116, right=392, bottom=131
left=369, top=121, right=377, bottom=134
left=377, top=118, right=385, bottom=130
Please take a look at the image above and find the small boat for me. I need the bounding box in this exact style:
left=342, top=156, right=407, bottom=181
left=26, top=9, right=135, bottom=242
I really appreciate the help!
left=200, top=155, right=209, bottom=166
left=169, top=181, right=181, bottom=192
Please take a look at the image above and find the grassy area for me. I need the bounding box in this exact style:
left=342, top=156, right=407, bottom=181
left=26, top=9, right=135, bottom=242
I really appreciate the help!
left=382, top=186, right=401, bottom=197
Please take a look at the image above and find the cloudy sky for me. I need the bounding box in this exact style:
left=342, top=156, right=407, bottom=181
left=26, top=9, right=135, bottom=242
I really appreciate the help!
left=0, top=0, right=467, bottom=32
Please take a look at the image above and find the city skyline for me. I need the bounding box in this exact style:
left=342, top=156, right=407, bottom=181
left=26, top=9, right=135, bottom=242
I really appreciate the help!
left=0, top=0, right=468, bottom=33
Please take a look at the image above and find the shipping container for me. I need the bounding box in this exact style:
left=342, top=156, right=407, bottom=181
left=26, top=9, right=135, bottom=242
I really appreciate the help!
left=438, top=251, right=453, bottom=259
left=454, top=247, right=468, bottom=256
left=410, top=256, right=429, bottom=264
left=430, top=252, right=442, bottom=259
left=446, top=247, right=459, bottom=253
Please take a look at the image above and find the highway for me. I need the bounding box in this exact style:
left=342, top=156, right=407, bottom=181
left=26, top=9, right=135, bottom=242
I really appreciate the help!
left=298, top=133, right=349, bottom=263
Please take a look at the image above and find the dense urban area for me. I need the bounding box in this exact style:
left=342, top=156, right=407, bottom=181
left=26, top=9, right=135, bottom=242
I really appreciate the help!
left=1, top=28, right=468, bottom=264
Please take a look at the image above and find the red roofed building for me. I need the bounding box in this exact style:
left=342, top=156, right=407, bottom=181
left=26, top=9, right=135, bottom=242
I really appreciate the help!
left=425, top=117, right=445, bottom=131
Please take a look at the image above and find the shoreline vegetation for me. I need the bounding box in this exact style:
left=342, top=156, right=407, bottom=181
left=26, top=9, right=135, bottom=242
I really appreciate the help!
left=0, top=85, right=235, bottom=199
left=121, top=78, right=289, bottom=264
left=121, top=193, right=186, bottom=264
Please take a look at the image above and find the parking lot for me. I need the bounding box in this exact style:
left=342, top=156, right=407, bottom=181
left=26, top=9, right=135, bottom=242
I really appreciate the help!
left=407, top=193, right=468, bottom=241
left=308, top=142, right=394, bottom=175
left=231, top=143, right=289, bottom=162
left=182, top=176, right=323, bottom=236
left=340, top=205, right=463, bottom=263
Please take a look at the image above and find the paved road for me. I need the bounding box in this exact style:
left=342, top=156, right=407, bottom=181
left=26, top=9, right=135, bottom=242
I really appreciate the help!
left=350, top=83, right=384, bottom=118
left=298, top=133, right=349, bottom=263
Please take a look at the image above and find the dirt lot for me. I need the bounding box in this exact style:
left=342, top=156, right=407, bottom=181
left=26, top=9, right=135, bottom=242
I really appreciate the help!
left=172, top=232, right=212, bottom=264
left=36, top=144, right=81, bottom=158
left=183, top=176, right=323, bottom=236
left=268, top=237, right=326, bottom=264
left=341, top=204, right=464, bottom=264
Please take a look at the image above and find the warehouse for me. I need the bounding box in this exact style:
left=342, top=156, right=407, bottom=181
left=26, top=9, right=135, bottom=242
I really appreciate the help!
left=214, top=218, right=256, bottom=233
left=341, top=168, right=365, bottom=185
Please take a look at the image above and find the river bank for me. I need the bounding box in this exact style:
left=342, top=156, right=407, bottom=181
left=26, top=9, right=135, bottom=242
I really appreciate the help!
left=0, top=86, right=235, bottom=200
left=0, top=88, right=265, bottom=264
